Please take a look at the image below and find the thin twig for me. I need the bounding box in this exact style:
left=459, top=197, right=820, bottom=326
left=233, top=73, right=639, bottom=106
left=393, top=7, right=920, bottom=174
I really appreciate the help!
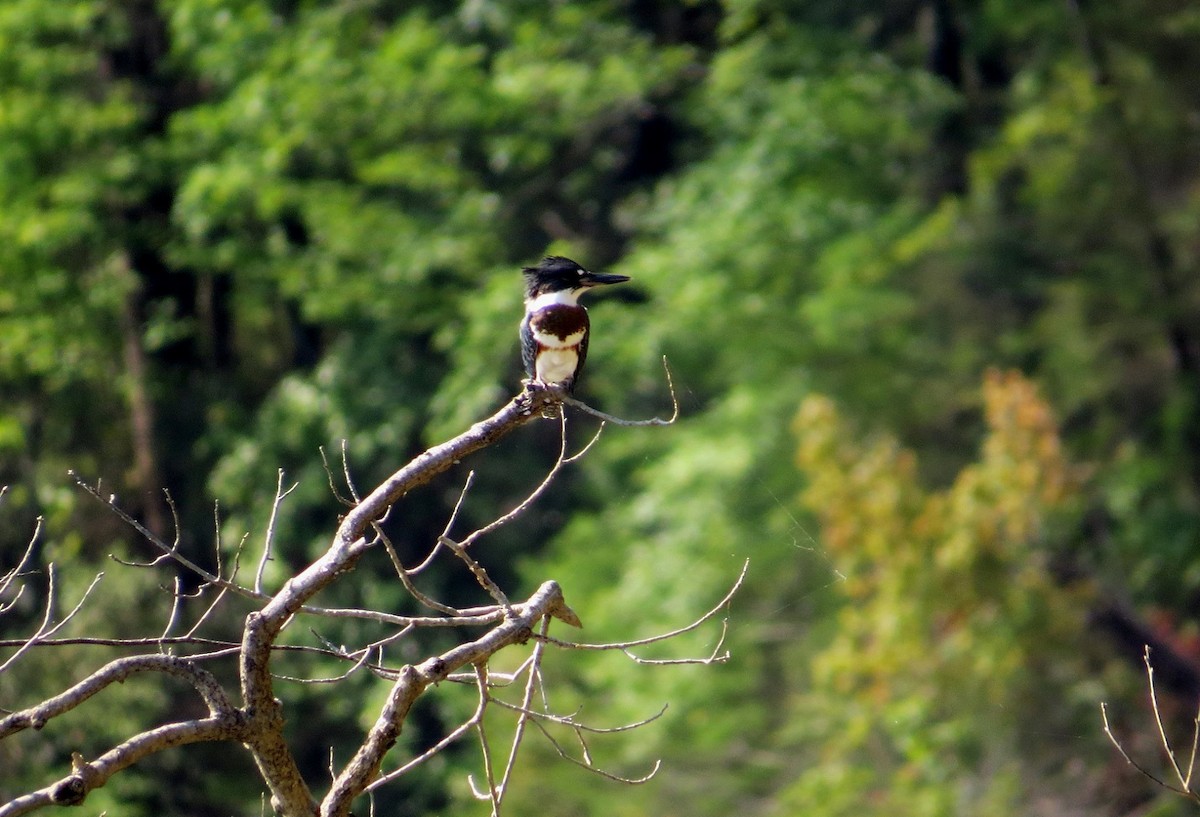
left=108, top=551, right=171, bottom=569
left=1144, top=646, right=1200, bottom=799
left=184, top=585, right=231, bottom=639
left=447, top=654, right=538, bottom=687
left=540, top=559, right=748, bottom=652
left=158, top=576, right=184, bottom=654
left=1102, top=702, right=1181, bottom=793
left=272, top=645, right=376, bottom=685
left=319, top=446, right=354, bottom=507
left=560, top=356, right=679, bottom=427
left=366, top=686, right=488, bottom=790
left=1, top=517, right=43, bottom=603
left=0, top=568, right=104, bottom=675
left=440, top=537, right=511, bottom=611
left=1100, top=648, right=1200, bottom=803
left=1185, top=708, right=1200, bottom=792
left=470, top=664, right=502, bottom=814
left=564, top=422, right=605, bottom=464
left=257, top=470, right=298, bottom=594
left=77, top=471, right=503, bottom=629
left=72, top=472, right=229, bottom=590
left=164, top=488, right=183, bottom=549
left=379, top=527, right=464, bottom=616
left=529, top=718, right=662, bottom=784
left=623, top=618, right=731, bottom=665
left=341, top=438, right=362, bottom=503
left=0, top=564, right=58, bottom=675
left=490, top=700, right=668, bottom=734
left=408, top=471, right=477, bottom=576
left=455, top=413, right=571, bottom=555
left=497, top=618, right=550, bottom=803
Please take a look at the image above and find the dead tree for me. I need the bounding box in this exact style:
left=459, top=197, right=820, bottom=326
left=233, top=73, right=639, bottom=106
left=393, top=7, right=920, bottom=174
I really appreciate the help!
left=0, top=379, right=743, bottom=817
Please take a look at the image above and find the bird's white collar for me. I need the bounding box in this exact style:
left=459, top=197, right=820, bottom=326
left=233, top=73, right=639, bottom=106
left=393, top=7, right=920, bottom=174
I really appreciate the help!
left=526, top=289, right=583, bottom=310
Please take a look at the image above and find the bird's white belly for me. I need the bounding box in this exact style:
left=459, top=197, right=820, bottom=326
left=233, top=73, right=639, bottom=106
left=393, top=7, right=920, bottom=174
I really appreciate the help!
left=536, top=348, right=580, bottom=384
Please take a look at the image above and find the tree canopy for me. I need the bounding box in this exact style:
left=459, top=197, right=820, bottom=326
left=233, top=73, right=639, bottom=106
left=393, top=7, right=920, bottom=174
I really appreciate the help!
left=3, top=0, right=1200, bottom=814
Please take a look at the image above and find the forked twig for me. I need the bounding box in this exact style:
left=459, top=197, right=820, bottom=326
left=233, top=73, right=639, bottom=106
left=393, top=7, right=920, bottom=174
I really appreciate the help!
left=319, top=445, right=355, bottom=507
left=0, top=567, right=104, bottom=675
left=0, top=516, right=42, bottom=614
left=406, top=471, right=477, bottom=576
left=454, top=413, right=571, bottom=553
left=1100, top=645, right=1200, bottom=803
left=489, top=699, right=669, bottom=734
left=529, top=718, right=662, bottom=784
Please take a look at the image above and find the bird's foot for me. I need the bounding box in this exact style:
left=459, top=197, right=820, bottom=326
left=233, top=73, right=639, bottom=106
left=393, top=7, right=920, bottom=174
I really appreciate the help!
left=520, top=379, right=566, bottom=418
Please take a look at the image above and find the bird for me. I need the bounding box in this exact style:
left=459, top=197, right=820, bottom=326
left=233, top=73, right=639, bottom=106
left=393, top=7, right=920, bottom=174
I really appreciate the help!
left=520, top=256, right=630, bottom=410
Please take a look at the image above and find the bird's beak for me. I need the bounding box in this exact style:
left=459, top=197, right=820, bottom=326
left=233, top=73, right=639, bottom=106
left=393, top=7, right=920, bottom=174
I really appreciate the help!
left=580, top=271, right=631, bottom=287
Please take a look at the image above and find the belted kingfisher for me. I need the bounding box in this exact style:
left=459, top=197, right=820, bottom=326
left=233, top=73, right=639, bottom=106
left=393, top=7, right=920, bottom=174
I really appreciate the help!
left=520, top=256, right=630, bottom=401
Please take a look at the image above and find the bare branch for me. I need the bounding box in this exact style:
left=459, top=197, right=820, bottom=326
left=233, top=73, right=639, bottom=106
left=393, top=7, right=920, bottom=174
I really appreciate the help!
left=212, top=500, right=225, bottom=577
left=184, top=585, right=232, bottom=639
left=1100, top=647, right=1200, bottom=804
left=366, top=676, right=488, bottom=791
left=564, top=422, right=605, bottom=464
left=1101, top=702, right=1183, bottom=794
left=0, top=716, right=244, bottom=817
left=158, top=576, right=184, bottom=652
left=446, top=654, right=538, bottom=687
left=340, top=438, right=362, bottom=503
left=318, top=445, right=354, bottom=508
left=1, top=654, right=234, bottom=739
left=6, top=380, right=693, bottom=817
left=321, top=580, right=575, bottom=816
left=454, top=412, right=571, bottom=554
left=272, top=644, right=377, bottom=685
left=490, top=699, right=669, bottom=734
left=72, top=471, right=228, bottom=588
left=108, top=551, right=172, bottom=568
left=529, top=718, right=662, bottom=785
left=0, top=515, right=41, bottom=608
left=0, top=566, right=104, bottom=676
left=1144, top=645, right=1195, bottom=794
left=470, top=665, right=502, bottom=813
left=380, top=528, right=463, bottom=616
left=74, top=468, right=507, bottom=632
left=0, top=635, right=239, bottom=651
left=623, top=618, right=731, bottom=665
left=560, top=356, right=679, bottom=427
left=440, top=536, right=512, bottom=611
left=257, top=470, right=298, bottom=594
left=496, top=617, right=550, bottom=805
left=405, top=471, right=478, bottom=575
left=540, top=559, right=748, bottom=652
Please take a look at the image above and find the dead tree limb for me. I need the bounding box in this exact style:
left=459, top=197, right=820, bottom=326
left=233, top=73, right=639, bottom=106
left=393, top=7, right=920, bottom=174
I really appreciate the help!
left=1, top=373, right=731, bottom=817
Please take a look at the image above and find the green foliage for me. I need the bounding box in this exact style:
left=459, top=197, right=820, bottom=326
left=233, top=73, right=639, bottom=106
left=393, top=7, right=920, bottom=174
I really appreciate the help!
left=4, top=0, right=1200, bottom=814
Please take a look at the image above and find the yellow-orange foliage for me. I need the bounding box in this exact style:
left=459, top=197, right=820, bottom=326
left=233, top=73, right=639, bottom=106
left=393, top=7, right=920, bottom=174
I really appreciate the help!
left=794, top=368, right=1088, bottom=706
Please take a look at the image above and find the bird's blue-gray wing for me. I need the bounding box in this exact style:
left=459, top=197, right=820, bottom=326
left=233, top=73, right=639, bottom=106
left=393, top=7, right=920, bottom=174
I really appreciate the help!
left=520, top=314, right=538, bottom=379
